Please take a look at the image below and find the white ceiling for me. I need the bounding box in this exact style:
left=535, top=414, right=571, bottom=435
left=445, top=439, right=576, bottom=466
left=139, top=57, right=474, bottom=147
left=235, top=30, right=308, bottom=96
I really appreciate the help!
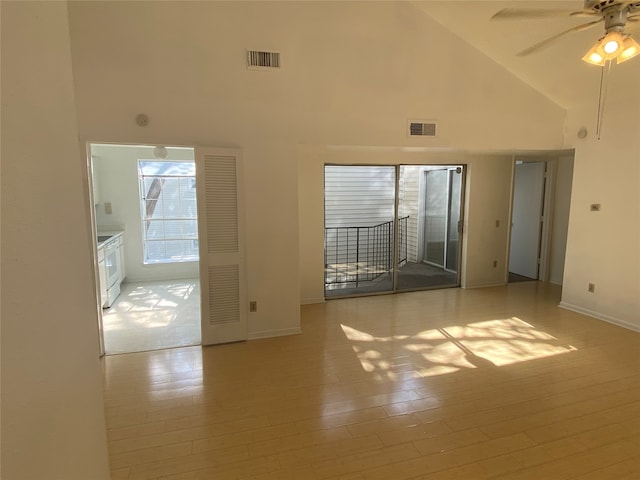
left=413, top=1, right=640, bottom=109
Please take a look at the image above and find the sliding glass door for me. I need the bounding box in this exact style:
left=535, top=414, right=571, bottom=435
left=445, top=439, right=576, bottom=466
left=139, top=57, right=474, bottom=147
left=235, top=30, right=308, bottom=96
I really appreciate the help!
left=325, top=164, right=465, bottom=298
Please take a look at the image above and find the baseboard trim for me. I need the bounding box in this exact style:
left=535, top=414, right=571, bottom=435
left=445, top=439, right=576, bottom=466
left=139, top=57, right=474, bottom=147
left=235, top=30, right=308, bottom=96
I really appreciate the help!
left=301, top=297, right=326, bottom=305
left=248, top=327, right=302, bottom=340
left=463, top=282, right=506, bottom=289
left=558, top=302, right=640, bottom=333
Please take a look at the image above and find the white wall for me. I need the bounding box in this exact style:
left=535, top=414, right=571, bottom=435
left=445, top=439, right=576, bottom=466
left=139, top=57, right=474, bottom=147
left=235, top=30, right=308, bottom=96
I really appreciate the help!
left=0, top=2, right=110, bottom=478
left=92, top=144, right=199, bottom=282
left=562, top=60, right=640, bottom=329
left=67, top=2, right=565, bottom=330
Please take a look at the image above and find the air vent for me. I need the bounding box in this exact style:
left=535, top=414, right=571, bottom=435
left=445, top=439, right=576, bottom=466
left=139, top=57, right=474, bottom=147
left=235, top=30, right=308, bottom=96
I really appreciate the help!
left=409, top=121, right=437, bottom=137
left=247, top=50, right=281, bottom=70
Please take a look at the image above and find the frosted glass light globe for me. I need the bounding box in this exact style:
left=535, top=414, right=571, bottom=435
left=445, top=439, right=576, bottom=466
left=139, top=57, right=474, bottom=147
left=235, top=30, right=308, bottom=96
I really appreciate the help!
left=604, top=40, right=620, bottom=54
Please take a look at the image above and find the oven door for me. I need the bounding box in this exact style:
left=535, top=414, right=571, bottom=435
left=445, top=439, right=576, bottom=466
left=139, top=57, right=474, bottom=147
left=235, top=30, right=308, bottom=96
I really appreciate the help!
left=105, top=242, right=120, bottom=288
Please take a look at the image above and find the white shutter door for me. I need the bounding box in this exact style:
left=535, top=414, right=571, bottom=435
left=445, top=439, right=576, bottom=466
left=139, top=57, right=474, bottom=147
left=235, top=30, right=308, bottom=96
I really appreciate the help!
left=195, top=147, right=247, bottom=345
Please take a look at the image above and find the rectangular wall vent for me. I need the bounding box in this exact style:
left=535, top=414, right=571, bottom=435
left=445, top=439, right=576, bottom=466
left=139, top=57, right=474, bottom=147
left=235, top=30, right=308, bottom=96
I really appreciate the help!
left=247, top=50, right=281, bottom=70
left=409, top=121, right=437, bottom=137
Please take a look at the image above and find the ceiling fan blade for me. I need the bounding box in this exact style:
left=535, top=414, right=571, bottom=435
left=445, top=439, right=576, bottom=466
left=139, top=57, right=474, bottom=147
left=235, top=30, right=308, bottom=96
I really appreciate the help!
left=569, top=11, right=601, bottom=18
left=491, top=8, right=597, bottom=20
left=624, top=1, right=640, bottom=11
left=628, top=17, right=640, bottom=30
left=517, top=19, right=603, bottom=56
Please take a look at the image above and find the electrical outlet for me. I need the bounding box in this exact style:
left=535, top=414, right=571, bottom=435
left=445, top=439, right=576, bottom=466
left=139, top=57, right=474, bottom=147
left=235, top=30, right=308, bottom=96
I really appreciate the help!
left=249, top=301, right=257, bottom=312
left=495, top=220, right=500, bottom=228
left=588, top=283, right=595, bottom=293
left=492, top=260, right=498, bottom=268
left=105, top=202, right=112, bottom=215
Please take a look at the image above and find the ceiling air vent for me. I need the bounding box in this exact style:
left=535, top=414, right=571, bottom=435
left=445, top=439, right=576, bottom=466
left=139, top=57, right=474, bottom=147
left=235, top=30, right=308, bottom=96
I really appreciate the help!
left=409, top=121, right=437, bottom=137
left=247, top=50, right=281, bottom=70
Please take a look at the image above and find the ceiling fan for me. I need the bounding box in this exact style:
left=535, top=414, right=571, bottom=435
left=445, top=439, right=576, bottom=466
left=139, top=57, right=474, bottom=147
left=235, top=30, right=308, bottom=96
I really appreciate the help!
left=492, top=0, right=640, bottom=64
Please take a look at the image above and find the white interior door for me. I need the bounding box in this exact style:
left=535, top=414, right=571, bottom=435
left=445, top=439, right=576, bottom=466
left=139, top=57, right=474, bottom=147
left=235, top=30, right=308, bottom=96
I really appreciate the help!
left=195, top=147, right=247, bottom=345
left=509, top=162, right=545, bottom=279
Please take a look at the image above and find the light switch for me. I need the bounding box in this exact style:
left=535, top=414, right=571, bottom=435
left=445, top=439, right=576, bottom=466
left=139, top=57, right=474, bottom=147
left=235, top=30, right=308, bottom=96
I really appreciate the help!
left=590, top=203, right=601, bottom=212
left=105, top=202, right=112, bottom=214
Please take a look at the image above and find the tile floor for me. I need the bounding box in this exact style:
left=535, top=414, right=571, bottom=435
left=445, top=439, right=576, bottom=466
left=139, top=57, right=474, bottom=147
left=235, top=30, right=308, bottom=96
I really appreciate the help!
left=102, top=279, right=200, bottom=354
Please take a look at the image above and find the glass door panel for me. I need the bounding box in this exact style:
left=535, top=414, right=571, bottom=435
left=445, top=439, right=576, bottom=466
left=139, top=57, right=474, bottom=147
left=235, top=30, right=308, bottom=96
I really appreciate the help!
left=396, top=165, right=464, bottom=293
left=324, top=166, right=396, bottom=298
left=424, top=170, right=448, bottom=267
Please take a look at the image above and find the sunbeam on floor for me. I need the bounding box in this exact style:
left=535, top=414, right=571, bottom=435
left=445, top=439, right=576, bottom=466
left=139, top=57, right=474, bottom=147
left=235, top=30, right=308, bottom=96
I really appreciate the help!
left=341, top=317, right=577, bottom=380
left=102, top=279, right=200, bottom=354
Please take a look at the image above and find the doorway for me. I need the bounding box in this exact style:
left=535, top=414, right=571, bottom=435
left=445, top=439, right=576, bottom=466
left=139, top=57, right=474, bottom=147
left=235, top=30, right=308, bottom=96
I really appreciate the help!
left=89, top=143, right=201, bottom=354
left=508, top=155, right=575, bottom=286
left=508, top=161, right=546, bottom=283
left=324, top=164, right=465, bottom=298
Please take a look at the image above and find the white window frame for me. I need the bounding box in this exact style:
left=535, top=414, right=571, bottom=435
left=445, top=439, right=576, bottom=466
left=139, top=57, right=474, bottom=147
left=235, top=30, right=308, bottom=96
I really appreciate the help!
left=137, top=159, right=199, bottom=264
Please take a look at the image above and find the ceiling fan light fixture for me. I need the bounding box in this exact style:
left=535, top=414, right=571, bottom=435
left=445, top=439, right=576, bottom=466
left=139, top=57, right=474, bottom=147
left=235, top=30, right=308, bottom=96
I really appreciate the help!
left=617, top=35, right=640, bottom=63
left=582, top=41, right=606, bottom=65
left=581, top=30, right=638, bottom=65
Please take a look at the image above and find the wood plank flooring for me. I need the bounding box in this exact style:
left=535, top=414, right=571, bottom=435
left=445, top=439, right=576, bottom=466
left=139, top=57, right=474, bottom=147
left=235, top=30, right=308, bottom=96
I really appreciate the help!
left=102, top=282, right=640, bottom=479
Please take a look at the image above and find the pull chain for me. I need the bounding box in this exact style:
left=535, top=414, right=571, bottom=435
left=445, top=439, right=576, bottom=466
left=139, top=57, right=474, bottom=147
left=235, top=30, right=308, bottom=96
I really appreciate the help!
left=596, top=60, right=612, bottom=140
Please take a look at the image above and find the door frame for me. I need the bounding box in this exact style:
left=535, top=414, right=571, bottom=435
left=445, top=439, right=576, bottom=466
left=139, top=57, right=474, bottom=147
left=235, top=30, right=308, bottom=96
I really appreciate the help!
left=507, top=158, right=556, bottom=282
left=324, top=163, right=466, bottom=299
left=82, top=139, right=220, bottom=355
left=83, top=141, right=106, bottom=356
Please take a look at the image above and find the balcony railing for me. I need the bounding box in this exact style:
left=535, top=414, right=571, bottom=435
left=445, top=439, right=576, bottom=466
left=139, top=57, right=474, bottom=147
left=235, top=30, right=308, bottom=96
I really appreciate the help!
left=324, top=216, right=408, bottom=288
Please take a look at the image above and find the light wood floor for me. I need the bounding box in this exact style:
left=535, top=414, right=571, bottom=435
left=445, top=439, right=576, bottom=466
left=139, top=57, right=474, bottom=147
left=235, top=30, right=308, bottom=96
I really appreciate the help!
left=103, top=282, right=640, bottom=480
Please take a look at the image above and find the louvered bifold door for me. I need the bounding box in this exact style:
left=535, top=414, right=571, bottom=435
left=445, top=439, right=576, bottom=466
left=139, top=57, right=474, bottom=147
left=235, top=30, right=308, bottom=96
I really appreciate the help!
left=195, top=147, right=247, bottom=345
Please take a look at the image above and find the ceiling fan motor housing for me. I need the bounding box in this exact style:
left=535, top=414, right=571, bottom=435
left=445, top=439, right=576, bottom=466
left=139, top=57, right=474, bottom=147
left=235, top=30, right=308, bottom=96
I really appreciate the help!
left=583, top=0, right=640, bottom=32
left=585, top=0, right=640, bottom=12
left=585, top=0, right=622, bottom=12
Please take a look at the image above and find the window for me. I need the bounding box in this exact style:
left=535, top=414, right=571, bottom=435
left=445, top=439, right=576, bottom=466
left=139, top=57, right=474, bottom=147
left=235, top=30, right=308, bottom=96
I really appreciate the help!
left=138, top=160, right=199, bottom=264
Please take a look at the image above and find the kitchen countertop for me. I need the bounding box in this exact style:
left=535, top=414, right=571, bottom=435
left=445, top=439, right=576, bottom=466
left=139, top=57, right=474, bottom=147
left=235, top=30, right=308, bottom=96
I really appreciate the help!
left=97, top=230, right=124, bottom=249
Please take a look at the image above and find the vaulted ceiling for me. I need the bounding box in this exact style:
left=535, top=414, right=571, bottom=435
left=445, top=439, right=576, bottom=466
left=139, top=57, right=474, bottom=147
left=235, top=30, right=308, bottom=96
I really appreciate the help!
left=413, top=1, right=640, bottom=109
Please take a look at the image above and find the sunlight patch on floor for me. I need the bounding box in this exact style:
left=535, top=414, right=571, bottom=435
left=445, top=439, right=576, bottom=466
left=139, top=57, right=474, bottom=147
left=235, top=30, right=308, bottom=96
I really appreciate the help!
left=341, top=317, right=577, bottom=379
left=102, top=279, right=200, bottom=354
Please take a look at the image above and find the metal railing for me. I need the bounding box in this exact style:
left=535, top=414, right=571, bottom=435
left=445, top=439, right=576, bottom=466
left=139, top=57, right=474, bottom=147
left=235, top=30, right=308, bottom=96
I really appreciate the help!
left=324, top=216, right=408, bottom=288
